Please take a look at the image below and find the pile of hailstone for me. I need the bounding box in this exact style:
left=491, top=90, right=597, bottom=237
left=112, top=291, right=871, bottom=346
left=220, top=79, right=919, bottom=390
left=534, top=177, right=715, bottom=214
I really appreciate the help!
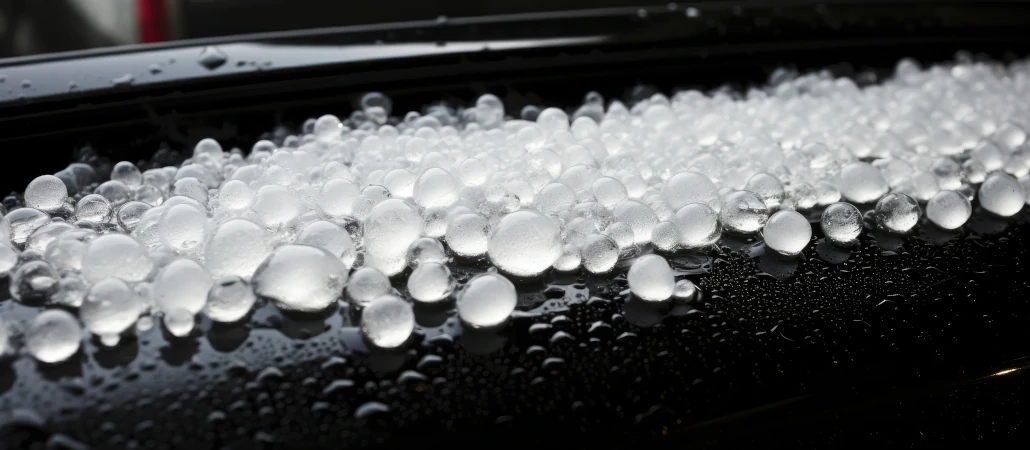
left=2, top=56, right=1030, bottom=364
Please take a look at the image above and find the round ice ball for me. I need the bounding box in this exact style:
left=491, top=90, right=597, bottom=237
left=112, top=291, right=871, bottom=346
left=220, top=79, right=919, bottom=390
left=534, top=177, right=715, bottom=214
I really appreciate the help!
left=25, top=309, right=82, bottom=364
left=627, top=254, right=674, bottom=301
left=457, top=272, right=517, bottom=328
left=719, top=191, right=769, bottom=234
left=978, top=172, right=1025, bottom=217
left=763, top=210, right=812, bottom=256
left=487, top=210, right=562, bottom=277
left=253, top=245, right=349, bottom=312
left=24, top=175, right=68, bottom=213
left=838, top=162, right=889, bottom=204
left=926, top=190, right=972, bottom=230
left=820, top=202, right=862, bottom=246
left=874, top=193, right=920, bottom=234
left=361, top=294, right=415, bottom=349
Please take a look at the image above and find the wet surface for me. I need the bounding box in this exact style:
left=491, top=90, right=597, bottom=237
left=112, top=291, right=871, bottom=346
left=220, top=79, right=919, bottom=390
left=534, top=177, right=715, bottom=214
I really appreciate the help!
left=2, top=209, right=1028, bottom=448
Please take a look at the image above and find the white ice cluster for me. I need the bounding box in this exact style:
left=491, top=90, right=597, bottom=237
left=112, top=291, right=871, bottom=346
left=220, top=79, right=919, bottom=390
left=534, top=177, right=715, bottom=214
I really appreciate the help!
left=3, top=57, right=1030, bottom=363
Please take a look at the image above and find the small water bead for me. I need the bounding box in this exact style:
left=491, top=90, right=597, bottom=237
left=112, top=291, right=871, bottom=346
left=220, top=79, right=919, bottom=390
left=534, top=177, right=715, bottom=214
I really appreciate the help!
left=346, top=267, right=392, bottom=307
left=628, top=254, right=675, bottom=301
left=163, top=308, right=195, bottom=338
left=364, top=199, right=422, bottom=276
left=81, top=278, right=143, bottom=342
left=154, top=259, right=214, bottom=314
left=926, top=190, right=972, bottom=229
left=24, top=175, right=68, bottom=213
left=457, top=272, right=517, bottom=328
left=25, top=309, right=82, bottom=364
left=673, top=279, right=698, bottom=301
left=413, top=168, right=462, bottom=209
left=820, top=202, right=862, bottom=246
left=874, top=193, right=921, bottom=234
left=218, top=180, right=253, bottom=211
left=75, top=194, right=113, bottom=223
left=745, top=173, right=785, bottom=209
left=204, top=276, right=257, bottom=322
left=445, top=214, right=490, bottom=258
left=116, top=201, right=151, bottom=232
left=662, top=172, right=718, bottom=210
left=406, top=237, right=448, bottom=268
left=95, top=180, right=131, bottom=206
left=10, top=260, right=58, bottom=301
left=719, top=191, right=769, bottom=234
left=158, top=204, right=207, bottom=254
left=205, top=219, right=271, bottom=278
left=407, top=262, right=455, bottom=303
left=111, top=161, right=143, bottom=186
left=252, top=185, right=302, bottom=228
left=5, top=208, right=51, bottom=245
left=488, top=210, right=562, bottom=277
left=763, top=210, right=812, bottom=256
left=253, top=245, right=348, bottom=312
left=838, top=162, right=889, bottom=203
left=361, top=294, right=415, bottom=349
left=979, top=172, right=1026, bottom=217
left=651, top=221, right=680, bottom=252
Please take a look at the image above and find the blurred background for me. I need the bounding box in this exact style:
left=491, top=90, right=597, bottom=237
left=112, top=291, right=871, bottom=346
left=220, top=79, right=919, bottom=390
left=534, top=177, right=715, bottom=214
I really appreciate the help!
left=0, top=0, right=653, bottom=58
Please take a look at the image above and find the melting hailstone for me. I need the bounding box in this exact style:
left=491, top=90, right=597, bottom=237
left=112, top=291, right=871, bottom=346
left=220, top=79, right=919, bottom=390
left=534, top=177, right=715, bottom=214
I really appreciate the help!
left=253, top=245, right=349, bottom=312
left=407, top=262, right=455, bottom=303
left=80, top=278, right=143, bottom=344
left=153, top=259, right=215, bottom=314
left=204, top=276, right=257, bottom=323
left=204, top=219, right=271, bottom=279
left=25, top=309, right=82, bottom=364
left=978, top=172, right=1026, bottom=217
left=346, top=267, right=392, bottom=307
left=820, top=202, right=862, bottom=246
left=762, top=210, right=812, bottom=256
left=487, top=210, right=562, bottom=277
left=874, top=193, right=921, bottom=234
left=627, top=254, right=674, bottom=301
left=457, top=272, right=517, bottom=328
left=926, top=190, right=972, bottom=230
left=361, top=294, right=415, bottom=349
left=363, top=199, right=422, bottom=276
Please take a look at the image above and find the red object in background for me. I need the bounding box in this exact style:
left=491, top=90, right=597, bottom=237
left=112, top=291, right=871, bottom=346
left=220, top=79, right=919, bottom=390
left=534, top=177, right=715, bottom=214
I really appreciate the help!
left=137, top=0, right=169, bottom=43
